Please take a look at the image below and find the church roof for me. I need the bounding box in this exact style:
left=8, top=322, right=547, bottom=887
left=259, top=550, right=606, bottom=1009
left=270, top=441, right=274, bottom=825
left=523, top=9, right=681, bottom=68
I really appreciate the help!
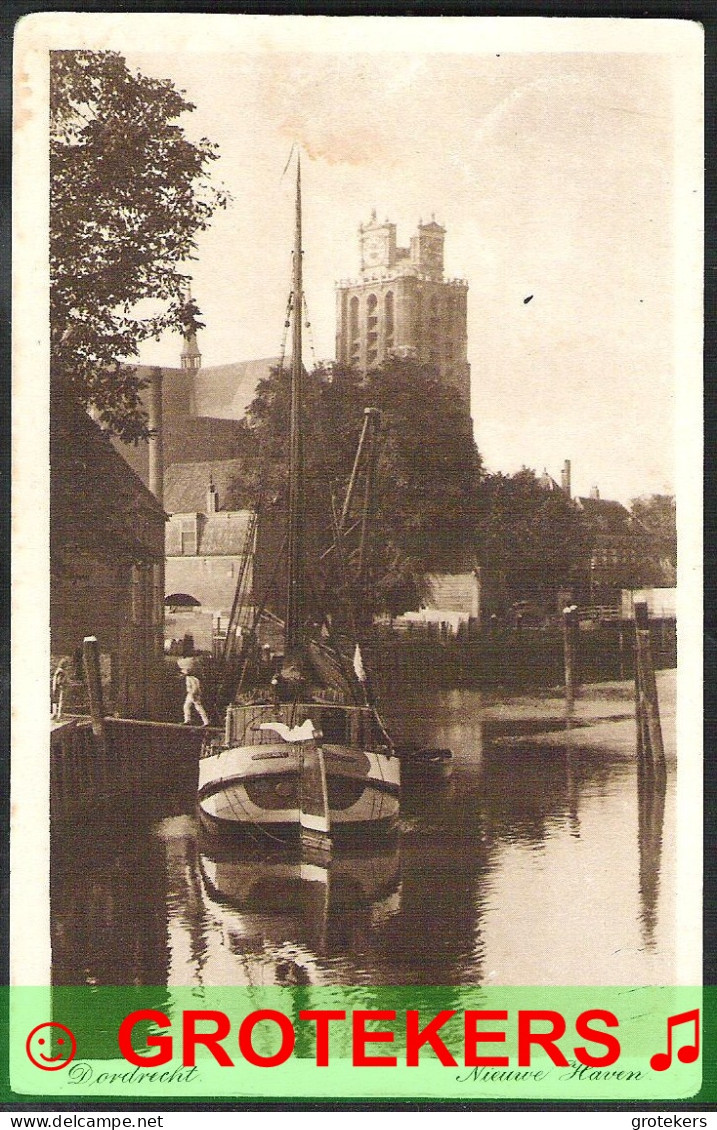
left=194, top=358, right=281, bottom=418
left=164, top=459, right=247, bottom=513
left=133, top=357, right=281, bottom=420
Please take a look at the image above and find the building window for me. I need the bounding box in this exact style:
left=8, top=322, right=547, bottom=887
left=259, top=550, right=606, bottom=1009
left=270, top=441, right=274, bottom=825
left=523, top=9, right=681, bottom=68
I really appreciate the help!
left=384, top=291, right=394, bottom=332
left=366, top=293, right=378, bottom=331
left=349, top=296, right=359, bottom=340
left=180, top=518, right=197, bottom=556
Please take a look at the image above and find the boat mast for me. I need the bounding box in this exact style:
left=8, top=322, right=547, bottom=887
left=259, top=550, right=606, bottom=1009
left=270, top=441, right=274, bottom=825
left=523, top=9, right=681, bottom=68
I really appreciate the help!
left=285, top=155, right=304, bottom=652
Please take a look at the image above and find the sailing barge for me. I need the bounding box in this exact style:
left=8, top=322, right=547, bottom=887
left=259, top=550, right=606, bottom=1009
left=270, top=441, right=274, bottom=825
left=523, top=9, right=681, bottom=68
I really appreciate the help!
left=197, top=158, right=401, bottom=844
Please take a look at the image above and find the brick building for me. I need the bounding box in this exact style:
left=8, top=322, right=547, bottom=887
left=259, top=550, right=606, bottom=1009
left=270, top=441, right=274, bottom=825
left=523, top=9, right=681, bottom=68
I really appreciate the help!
left=51, top=395, right=167, bottom=717
left=164, top=462, right=255, bottom=612
left=541, top=461, right=675, bottom=606
left=335, top=212, right=470, bottom=404
left=162, top=461, right=256, bottom=652
left=575, top=489, right=674, bottom=604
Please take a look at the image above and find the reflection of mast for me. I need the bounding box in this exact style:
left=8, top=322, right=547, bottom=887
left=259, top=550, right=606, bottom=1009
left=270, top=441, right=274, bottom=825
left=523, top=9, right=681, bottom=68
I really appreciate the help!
left=285, top=155, right=304, bottom=653
left=636, top=763, right=667, bottom=949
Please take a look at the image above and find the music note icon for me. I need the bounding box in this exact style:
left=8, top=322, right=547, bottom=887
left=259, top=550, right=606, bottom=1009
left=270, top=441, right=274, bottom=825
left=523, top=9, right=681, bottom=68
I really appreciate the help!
left=650, top=1009, right=700, bottom=1071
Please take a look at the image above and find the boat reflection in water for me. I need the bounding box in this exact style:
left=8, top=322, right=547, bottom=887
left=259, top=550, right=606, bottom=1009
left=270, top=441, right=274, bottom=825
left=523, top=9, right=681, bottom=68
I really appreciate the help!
left=196, top=831, right=402, bottom=985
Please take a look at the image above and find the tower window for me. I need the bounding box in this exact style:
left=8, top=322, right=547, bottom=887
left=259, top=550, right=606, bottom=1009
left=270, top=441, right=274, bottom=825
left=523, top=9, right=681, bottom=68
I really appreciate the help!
left=385, top=291, right=394, bottom=335
left=350, top=296, right=360, bottom=339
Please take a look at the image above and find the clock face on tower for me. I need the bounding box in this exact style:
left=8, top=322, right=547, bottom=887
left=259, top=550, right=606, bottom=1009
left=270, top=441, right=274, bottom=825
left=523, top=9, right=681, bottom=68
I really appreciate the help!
left=423, top=239, right=442, bottom=272
left=363, top=233, right=384, bottom=267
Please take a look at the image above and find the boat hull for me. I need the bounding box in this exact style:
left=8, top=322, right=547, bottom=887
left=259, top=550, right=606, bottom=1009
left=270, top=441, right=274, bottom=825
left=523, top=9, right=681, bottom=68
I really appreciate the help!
left=198, top=740, right=400, bottom=840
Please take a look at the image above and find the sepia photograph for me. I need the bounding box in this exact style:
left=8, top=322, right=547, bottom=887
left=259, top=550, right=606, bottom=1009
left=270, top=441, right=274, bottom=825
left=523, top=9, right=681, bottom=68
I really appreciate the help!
left=11, top=12, right=703, bottom=1101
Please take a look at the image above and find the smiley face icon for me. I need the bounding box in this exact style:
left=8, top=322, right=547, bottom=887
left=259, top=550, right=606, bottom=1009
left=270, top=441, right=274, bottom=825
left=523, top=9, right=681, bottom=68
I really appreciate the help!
left=26, top=1022, right=77, bottom=1070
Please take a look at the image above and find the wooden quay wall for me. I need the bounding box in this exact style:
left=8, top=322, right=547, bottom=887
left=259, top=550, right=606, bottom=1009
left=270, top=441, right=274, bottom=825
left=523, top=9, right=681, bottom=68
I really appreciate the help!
left=50, top=716, right=217, bottom=823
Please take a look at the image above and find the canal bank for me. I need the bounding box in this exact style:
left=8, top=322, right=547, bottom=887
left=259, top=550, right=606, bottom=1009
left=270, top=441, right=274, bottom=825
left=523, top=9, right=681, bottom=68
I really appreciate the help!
left=480, top=669, right=676, bottom=757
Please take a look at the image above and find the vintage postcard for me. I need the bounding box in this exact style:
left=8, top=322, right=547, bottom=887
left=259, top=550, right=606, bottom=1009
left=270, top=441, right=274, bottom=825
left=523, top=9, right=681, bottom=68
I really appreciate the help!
left=10, top=13, right=704, bottom=1105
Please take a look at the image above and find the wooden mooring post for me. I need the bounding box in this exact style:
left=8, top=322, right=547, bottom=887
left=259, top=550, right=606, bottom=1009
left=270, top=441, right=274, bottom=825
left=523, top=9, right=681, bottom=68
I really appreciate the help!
left=563, top=604, right=579, bottom=706
left=82, top=635, right=108, bottom=780
left=634, top=602, right=666, bottom=782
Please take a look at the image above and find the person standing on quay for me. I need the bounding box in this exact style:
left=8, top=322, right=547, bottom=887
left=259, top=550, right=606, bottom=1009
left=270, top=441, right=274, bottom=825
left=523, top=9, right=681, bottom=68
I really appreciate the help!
left=183, top=670, right=209, bottom=727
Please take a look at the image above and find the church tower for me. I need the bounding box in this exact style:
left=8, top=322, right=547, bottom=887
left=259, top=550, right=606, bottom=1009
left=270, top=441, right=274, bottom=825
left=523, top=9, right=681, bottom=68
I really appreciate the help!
left=336, top=213, right=470, bottom=405
left=180, top=327, right=202, bottom=372
left=180, top=287, right=202, bottom=372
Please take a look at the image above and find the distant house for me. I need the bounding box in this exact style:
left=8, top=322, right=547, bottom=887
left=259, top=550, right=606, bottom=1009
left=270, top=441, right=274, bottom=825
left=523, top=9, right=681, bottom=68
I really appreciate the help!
left=393, top=570, right=481, bottom=636
left=163, top=461, right=256, bottom=652
left=575, top=489, right=674, bottom=604
left=51, top=395, right=167, bottom=717
left=535, top=462, right=674, bottom=608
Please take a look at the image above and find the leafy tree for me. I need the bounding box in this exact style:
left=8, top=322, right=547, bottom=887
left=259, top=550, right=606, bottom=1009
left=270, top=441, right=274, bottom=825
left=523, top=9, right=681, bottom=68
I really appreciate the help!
left=226, top=358, right=483, bottom=618
left=476, top=469, right=590, bottom=613
left=50, top=50, right=228, bottom=440
left=630, top=494, right=677, bottom=569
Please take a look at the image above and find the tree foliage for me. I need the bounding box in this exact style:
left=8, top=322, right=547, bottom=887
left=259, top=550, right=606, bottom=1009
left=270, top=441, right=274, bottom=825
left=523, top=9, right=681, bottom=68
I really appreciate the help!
left=630, top=494, right=677, bottom=568
left=50, top=50, right=228, bottom=440
left=226, top=358, right=483, bottom=617
left=476, top=469, right=590, bottom=612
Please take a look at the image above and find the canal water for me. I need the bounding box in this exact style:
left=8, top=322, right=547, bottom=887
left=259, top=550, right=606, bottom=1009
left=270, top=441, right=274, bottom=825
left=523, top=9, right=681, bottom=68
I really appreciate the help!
left=51, top=678, right=679, bottom=989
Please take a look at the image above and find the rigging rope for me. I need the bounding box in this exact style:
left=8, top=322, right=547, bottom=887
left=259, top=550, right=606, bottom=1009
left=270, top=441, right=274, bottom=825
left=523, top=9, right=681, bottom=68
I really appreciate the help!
left=303, top=292, right=318, bottom=371
left=278, top=288, right=293, bottom=370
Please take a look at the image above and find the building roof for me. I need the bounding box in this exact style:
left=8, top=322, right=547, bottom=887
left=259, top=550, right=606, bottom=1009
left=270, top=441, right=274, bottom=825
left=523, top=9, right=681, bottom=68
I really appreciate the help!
left=575, top=496, right=636, bottom=535
left=133, top=357, right=280, bottom=421
left=51, top=394, right=166, bottom=563
left=194, top=359, right=280, bottom=418
left=538, top=469, right=562, bottom=492
left=165, top=511, right=253, bottom=557
left=164, top=460, right=247, bottom=514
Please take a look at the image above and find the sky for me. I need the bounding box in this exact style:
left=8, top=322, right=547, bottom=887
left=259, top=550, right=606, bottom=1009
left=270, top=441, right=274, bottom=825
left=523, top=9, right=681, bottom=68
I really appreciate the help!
left=110, top=18, right=699, bottom=505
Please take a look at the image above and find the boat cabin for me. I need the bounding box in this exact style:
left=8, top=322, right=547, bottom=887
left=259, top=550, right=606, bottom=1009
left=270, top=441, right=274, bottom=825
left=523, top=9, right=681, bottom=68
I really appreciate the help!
left=221, top=701, right=391, bottom=754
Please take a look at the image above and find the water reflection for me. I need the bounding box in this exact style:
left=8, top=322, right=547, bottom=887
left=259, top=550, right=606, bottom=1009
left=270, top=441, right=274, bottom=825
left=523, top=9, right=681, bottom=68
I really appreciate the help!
left=51, top=686, right=677, bottom=989
left=158, top=817, right=403, bottom=987
left=637, top=767, right=667, bottom=949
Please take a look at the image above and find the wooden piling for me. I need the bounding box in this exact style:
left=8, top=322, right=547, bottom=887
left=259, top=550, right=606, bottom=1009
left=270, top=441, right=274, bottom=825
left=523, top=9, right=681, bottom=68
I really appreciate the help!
left=82, top=635, right=108, bottom=781
left=637, top=628, right=667, bottom=779
left=563, top=605, right=578, bottom=704
left=633, top=602, right=666, bottom=781
left=82, top=637, right=105, bottom=740
left=634, top=656, right=644, bottom=760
